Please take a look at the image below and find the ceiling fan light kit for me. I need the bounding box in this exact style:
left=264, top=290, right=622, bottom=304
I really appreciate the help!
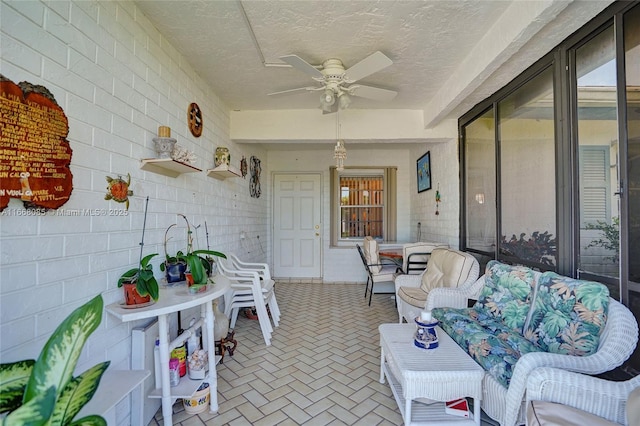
left=269, top=51, right=397, bottom=114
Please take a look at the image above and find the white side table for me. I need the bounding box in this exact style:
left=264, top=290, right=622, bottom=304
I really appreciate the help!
left=106, top=275, right=230, bottom=426
left=379, top=323, right=484, bottom=425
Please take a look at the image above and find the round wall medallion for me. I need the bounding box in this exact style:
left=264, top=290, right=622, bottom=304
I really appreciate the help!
left=187, top=102, right=203, bottom=137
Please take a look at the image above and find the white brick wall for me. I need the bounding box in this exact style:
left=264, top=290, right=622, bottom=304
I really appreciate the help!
left=0, top=0, right=267, bottom=388
left=410, top=140, right=461, bottom=248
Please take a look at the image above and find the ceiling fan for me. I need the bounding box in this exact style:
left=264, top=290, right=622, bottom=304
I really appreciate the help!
left=268, top=51, right=397, bottom=114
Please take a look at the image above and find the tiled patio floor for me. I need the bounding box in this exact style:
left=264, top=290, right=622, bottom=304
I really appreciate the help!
left=151, top=282, right=499, bottom=425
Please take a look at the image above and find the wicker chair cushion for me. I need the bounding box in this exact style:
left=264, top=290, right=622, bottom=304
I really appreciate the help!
left=420, top=248, right=475, bottom=292
left=527, top=400, right=617, bottom=426
left=363, top=236, right=381, bottom=273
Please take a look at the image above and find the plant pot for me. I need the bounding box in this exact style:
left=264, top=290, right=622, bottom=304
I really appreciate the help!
left=165, top=261, right=186, bottom=283
left=122, top=282, right=151, bottom=305
left=185, top=273, right=207, bottom=294
left=153, top=136, right=176, bottom=159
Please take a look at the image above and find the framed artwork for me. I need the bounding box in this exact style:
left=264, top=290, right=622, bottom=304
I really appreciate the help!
left=417, top=151, right=432, bottom=193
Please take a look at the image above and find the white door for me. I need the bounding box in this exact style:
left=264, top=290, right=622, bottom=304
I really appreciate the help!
left=273, top=173, right=322, bottom=278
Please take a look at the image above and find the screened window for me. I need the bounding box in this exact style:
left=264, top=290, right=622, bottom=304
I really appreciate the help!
left=498, top=66, right=557, bottom=267
left=464, top=108, right=496, bottom=254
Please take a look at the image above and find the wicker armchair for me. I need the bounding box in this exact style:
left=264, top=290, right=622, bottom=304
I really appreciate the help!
left=526, top=367, right=640, bottom=425
left=394, top=248, right=480, bottom=323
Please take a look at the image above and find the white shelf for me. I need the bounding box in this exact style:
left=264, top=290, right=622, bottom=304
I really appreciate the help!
left=140, top=158, right=202, bottom=178
left=149, top=357, right=221, bottom=399
left=77, top=369, right=150, bottom=419
left=383, top=362, right=477, bottom=425
left=207, top=164, right=242, bottom=180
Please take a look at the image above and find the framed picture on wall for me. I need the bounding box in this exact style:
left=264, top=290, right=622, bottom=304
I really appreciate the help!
left=417, top=151, right=432, bottom=193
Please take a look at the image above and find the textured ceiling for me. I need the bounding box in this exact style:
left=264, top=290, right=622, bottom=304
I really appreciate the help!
left=135, top=0, right=508, bottom=112
left=134, top=0, right=614, bottom=143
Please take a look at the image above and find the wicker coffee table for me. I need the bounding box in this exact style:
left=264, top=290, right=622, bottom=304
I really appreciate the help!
left=379, top=323, right=484, bottom=425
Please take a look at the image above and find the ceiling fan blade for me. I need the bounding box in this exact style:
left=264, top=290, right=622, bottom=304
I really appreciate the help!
left=268, top=86, right=320, bottom=96
left=349, top=84, right=397, bottom=101
left=343, top=51, right=393, bottom=83
left=279, top=55, right=324, bottom=79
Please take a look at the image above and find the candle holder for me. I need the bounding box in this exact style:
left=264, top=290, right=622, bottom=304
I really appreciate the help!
left=414, top=317, right=439, bottom=349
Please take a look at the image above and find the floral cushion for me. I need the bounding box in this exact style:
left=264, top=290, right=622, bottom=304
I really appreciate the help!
left=523, top=272, right=609, bottom=355
left=434, top=307, right=542, bottom=387
left=473, top=260, right=540, bottom=332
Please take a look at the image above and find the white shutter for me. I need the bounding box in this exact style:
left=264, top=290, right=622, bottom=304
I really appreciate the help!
left=579, top=146, right=610, bottom=227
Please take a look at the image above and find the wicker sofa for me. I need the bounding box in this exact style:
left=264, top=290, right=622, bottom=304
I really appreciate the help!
left=429, top=260, right=639, bottom=426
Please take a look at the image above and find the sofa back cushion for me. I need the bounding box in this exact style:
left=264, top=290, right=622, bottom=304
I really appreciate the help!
left=473, top=260, right=540, bottom=331
left=363, top=236, right=381, bottom=273
left=523, top=272, right=609, bottom=355
left=420, top=248, right=476, bottom=293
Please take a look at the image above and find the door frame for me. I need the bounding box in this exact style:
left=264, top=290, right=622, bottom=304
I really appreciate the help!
left=271, top=172, right=323, bottom=278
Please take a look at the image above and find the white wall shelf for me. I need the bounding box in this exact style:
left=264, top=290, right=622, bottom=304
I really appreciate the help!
left=140, top=158, right=202, bottom=178
left=207, top=164, right=242, bottom=180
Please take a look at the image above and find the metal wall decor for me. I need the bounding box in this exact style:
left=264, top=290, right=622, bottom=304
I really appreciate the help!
left=250, top=156, right=261, bottom=198
left=240, top=156, right=248, bottom=178
left=105, top=173, right=133, bottom=210
left=187, top=102, right=203, bottom=137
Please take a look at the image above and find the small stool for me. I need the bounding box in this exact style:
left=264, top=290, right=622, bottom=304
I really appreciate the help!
left=215, top=330, right=238, bottom=364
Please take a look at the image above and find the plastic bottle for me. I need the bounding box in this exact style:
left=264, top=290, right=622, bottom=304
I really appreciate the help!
left=153, top=337, right=161, bottom=387
left=169, top=358, right=180, bottom=387
left=187, top=318, right=198, bottom=355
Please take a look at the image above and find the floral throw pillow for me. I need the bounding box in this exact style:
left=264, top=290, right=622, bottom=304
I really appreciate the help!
left=473, top=260, right=539, bottom=331
left=523, top=272, right=609, bottom=355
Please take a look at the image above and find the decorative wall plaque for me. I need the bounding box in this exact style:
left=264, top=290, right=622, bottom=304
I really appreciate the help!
left=187, top=102, right=203, bottom=137
left=0, top=75, right=73, bottom=211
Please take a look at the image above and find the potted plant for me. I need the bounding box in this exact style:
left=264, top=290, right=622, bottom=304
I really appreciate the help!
left=117, top=253, right=159, bottom=304
left=160, top=223, right=187, bottom=283
left=176, top=214, right=225, bottom=293
left=116, top=196, right=159, bottom=305
left=0, top=294, right=109, bottom=425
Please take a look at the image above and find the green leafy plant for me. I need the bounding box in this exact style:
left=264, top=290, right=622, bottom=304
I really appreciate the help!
left=500, top=230, right=557, bottom=266
left=160, top=224, right=185, bottom=268
left=585, top=216, right=619, bottom=264
left=117, top=253, right=159, bottom=301
left=0, top=294, right=109, bottom=425
left=176, top=214, right=225, bottom=289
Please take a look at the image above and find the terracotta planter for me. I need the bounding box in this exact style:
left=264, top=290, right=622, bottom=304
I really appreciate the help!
left=123, top=282, right=151, bottom=305
left=185, top=273, right=207, bottom=294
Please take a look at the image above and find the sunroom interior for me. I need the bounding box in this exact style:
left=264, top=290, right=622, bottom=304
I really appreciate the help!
left=1, top=0, right=639, bottom=425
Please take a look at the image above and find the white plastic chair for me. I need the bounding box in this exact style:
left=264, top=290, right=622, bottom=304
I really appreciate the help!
left=227, top=253, right=280, bottom=324
left=229, top=253, right=272, bottom=281
left=217, top=258, right=279, bottom=346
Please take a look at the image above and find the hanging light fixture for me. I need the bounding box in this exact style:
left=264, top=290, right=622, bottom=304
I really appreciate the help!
left=334, top=112, right=347, bottom=171
left=334, top=140, right=347, bottom=171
